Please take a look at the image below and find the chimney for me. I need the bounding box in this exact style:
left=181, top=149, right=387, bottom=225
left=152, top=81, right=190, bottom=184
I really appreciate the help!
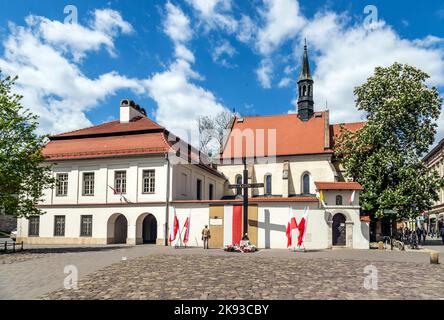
left=120, top=99, right=146, bottom=123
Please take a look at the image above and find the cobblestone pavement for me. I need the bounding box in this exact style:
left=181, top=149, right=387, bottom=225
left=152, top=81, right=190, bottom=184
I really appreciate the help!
left=42, top=253, right=444, bottom=300
left=2, top=245, right=444, bottom=300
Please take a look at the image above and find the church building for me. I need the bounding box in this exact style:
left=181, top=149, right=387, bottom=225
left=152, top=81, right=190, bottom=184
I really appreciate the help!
left=16, top=45, right=370, bottom=249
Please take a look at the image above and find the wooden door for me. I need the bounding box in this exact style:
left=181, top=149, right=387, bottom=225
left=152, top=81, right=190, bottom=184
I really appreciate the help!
left=333, top=213, right=346, bottom=246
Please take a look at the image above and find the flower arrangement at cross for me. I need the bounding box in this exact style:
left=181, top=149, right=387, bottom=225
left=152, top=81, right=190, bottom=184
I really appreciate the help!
left=224, top=244, right=258, bottom=253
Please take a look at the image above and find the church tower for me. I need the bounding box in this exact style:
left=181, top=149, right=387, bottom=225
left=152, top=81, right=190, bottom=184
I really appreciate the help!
left=297, top=41, right=314, bottom=121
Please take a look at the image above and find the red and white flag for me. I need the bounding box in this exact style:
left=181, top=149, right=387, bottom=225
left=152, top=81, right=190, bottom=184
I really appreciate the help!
left=223, top=205, right=242, bottom=246
left=169, top=208, right=179, bottom=243
left=286, top=208, right=298, bottom=248
left=297, top=206, right=309, bottom=247
left=183, top=210, right=191, bottom=244
left=348, top=190, right=356, bottom=205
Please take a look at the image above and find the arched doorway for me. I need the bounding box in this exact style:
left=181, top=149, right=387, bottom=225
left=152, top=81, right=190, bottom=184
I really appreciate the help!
left=332, top=213, right=346, bottom=246
left=142, top=214, right=157, bottom=244
left=114, top=214, right=128, bottom=244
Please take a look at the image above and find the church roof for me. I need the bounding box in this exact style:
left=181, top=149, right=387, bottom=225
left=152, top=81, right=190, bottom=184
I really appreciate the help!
left=329, top=121, right=366, bottom=148
left=314, top=181, right=363, bottom=190
left=221, top=111, right=332, bottom=159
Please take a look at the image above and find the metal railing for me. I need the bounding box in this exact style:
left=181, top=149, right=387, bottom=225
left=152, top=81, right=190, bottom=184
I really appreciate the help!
left=0, top=241, right=24, bottom=253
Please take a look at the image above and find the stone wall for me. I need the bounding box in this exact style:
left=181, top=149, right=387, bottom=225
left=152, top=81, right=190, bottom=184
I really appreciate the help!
left=0, top=215, right=17, bottom=233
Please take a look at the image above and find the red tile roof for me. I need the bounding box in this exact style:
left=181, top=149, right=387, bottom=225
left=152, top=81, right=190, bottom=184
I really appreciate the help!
left=52, top=117, right=162, bottom=138
left=221, top=112, right=331, bottom=158
left=330, top=121, right=366, bottom=147
left=314, top=181, right=363, bottom=190
left=43, top=132, right=171, bottom=160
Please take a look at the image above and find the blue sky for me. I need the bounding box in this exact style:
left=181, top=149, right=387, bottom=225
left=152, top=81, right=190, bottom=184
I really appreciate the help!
left=0, top=0, right=443, bottom=142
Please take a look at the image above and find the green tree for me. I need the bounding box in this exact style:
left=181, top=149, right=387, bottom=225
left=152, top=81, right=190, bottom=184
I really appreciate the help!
left=335, top=63, right=444, bottom=220
left=0, top=71, right=54, bottom=218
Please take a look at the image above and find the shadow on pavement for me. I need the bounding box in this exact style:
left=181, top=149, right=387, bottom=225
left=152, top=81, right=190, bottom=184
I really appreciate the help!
left=2, top=246, right=128, bottom=255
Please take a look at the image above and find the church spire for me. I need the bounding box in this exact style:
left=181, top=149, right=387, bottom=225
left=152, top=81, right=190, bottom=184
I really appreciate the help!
left=298, top=39, right=312, bottom=81
left=297, top=39, right=314, bottom=121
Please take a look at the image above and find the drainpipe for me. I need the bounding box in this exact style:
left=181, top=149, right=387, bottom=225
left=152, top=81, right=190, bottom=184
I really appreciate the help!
left=164, top=153, right=171, bottom=246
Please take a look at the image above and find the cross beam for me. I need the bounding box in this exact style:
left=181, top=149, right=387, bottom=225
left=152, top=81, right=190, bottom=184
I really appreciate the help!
left=228, top=158, right=264, bottom=237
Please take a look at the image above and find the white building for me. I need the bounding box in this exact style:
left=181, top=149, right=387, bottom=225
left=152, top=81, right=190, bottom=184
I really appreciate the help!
left=16, top=46, right=370, bottom=249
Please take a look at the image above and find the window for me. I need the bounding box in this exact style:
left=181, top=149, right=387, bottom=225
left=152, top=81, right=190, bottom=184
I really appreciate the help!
left=196, top=179, right=202, bottom=200
left=336, top=195, right=343, bottom=206
left=83, top=172, right=95, bottom=196
left=54, top=215, right=65, bottom=236
left=235, top=174, right=242, bottom=196
left=142, top=170, right=155, bottom=193
left=181, top=173, right=188, bottom=196
left=302, top=173, right=310, bottom=194
left=265, top=174, right=272, bottom=195
left=209, top=184, right=214, bottom=200
left=28, top=216, right=39, bottom=236
left=80, top=215, right=93, bottom=237
left=115, top=171, right=127, bottom=194
left=56, top=173, right=68, bottom=196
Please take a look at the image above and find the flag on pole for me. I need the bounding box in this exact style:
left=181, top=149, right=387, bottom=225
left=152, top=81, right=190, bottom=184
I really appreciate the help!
left=183, top=210, right=191, bottom=244
left=108, top=185, right=131, bottom=203
left=169, top=208, right=179, bottom=243
left=286, top=208, right=298, bottom=248
left=316, top=190, right=326, bottom=207
left=223, top=205, right=242, bottom=246
left=348, top=190, right=356, bottom=205
left=297, top=206, right=309, bottom=247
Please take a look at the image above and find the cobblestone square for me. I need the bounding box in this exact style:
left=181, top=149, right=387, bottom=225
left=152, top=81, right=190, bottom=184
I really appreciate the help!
left=2, top=244, right=444, bottom=300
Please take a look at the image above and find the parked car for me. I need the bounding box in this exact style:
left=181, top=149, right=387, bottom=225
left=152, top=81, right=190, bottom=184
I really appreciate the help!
left=10, top=229, right=17, bottom=241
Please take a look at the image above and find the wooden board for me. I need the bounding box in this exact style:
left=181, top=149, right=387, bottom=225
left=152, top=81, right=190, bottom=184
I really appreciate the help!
left=209, top=205, right=224, bottom=248
left=247, top=204, right=258, bottom=246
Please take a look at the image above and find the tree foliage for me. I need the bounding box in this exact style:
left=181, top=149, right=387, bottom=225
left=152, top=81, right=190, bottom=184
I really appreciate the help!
left=335, top=63, right=444, bottom=220
left=0, top=71, right=54, bottom=218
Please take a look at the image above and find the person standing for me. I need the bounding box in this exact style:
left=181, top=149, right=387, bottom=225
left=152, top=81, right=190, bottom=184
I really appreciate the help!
left=202, top=225, right=211, bottom=249
left=440, top=226, right=444, bottom=245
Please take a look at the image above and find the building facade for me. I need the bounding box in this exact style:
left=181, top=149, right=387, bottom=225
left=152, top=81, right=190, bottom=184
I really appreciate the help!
left=423, top=138, right=444, bottom=234
left=16, top=46, right=370, bottom=249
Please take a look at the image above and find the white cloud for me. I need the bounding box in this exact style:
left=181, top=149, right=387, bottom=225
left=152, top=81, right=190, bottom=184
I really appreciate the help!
left=256, top=0, right=306, bottom=55
left=25, top=9, right=132, bottom=62
left=185, top=0, right=237, bottom=33
left=278, top=77, right=292, bottom=88
left=256, top=59, right=273, bottom=89
left=142, top=2, right=229, bottom=143
left=164, top=2, right=194, bottom=63
left=236, top=15, right=257, bottom=44
left=295, top=11, right=444, bottom=129
left=0, top=11, right=143, bottom=134
left=212, top=40, right=236, bottom=67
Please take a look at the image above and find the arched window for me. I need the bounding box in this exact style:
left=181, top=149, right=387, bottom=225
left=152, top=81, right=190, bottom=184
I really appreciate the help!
left=264, top=174, right=272, bottom=195
left=302, top=173, right=310, bottom=194
left=235, top=174, right=242, bottom=196
left=307, top=85, right=311, bottom=96
left=336, top=195, right=343, bottom=205
left=302, top=85, right=307, bottom=96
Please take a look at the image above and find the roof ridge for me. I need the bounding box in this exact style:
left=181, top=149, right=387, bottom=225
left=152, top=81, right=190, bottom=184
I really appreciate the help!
left=238, top=111, right=325, bottom=120
left=52, top=120, right=119, bottom=137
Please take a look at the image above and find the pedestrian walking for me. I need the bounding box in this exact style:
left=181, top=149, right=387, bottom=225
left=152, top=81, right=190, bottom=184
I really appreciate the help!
left=202, top=225, right=211, bottom=249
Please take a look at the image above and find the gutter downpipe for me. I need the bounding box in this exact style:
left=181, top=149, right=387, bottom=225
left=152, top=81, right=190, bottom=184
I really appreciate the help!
left=164, top=153, right=171, bottom=246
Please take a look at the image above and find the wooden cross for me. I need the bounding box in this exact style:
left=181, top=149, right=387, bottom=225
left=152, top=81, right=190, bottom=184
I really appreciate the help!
left=227, top=158, right=264, bottom=237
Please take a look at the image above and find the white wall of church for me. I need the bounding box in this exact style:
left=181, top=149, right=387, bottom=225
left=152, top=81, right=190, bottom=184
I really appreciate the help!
left=218, top=155, right=336, bottom=197
left=257, top=203, right=328, bottom=249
